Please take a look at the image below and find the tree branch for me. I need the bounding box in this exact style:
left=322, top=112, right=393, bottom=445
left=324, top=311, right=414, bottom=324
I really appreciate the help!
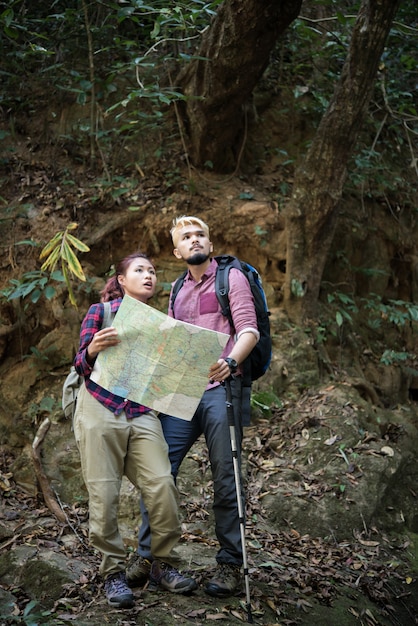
left=31, top=418, right=67, bottom=523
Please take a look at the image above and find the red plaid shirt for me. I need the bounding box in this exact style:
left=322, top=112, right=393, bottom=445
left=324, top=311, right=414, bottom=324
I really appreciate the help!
left=74, top=298, right=151, bottom=417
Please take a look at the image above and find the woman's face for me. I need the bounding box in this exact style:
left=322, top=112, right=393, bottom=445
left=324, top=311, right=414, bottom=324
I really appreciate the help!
left=117, top=258, right=157, bottom=303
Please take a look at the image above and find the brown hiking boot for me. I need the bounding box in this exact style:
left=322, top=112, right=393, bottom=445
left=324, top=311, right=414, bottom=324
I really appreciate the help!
left=125, top=554, right=152, bottom=587
left=204, top=563, right=242, bottom=598
left=149, top=560, right=198, bottom=594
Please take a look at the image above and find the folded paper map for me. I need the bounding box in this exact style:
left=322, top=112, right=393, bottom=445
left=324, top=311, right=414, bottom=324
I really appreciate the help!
left=90, top=295, right=229, bottom=420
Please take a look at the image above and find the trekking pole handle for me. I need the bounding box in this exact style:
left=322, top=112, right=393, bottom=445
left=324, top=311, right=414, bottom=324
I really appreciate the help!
left=223, top=378, right=235, bottom=427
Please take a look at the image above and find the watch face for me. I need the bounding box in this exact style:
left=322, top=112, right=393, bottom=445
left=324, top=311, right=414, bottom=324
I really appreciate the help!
left=226, top=358, right=238, bottom=372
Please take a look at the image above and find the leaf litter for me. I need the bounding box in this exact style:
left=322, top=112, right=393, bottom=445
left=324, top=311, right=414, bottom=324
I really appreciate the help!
left=0, top=391, right=417, bottom=626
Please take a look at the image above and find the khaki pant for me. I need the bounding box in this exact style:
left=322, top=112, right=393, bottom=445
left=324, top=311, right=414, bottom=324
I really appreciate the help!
left=74, top=383, right=181, bottom=577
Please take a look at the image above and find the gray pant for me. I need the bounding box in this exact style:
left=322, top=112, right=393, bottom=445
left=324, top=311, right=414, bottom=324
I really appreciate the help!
left=138, top=379, right=245, bottom=566
left=74, top=383, right=181, bottom=577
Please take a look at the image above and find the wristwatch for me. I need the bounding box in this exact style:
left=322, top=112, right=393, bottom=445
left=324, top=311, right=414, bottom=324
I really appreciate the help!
left=224, top=357, right=238, bottom=374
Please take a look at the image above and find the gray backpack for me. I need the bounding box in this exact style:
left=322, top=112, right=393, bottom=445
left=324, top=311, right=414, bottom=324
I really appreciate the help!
left=62, top=302, right=113, bottom=418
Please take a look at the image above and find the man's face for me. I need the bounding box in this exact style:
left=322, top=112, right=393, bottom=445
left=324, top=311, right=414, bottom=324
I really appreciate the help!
left=173, top=224, right=213, bottom=265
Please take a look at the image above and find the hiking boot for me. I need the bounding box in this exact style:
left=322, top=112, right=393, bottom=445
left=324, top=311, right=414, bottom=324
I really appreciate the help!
left=125, top=554, right=152, bottom=587
left=149, top=560, right=198, bottom=594
left=104, top=571, right=134, bottom=608
left=205, top=563, right=242, bottom=598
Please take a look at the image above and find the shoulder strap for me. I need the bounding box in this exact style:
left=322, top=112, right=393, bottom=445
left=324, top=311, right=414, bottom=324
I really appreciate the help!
left=214, top=255, right=237, bottom=328
left=101, top=301, right=113, bottom=328
left=170, top=270, right=188, bottom=315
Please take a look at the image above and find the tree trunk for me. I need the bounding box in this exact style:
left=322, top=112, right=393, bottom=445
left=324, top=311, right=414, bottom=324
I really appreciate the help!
left=283, top=0, right=401, bottom=325
left=177, top=0, right=302, bottom=172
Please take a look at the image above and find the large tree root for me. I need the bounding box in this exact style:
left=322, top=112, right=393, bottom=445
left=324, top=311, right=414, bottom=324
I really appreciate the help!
left=31, top=417, right=67, bottom=523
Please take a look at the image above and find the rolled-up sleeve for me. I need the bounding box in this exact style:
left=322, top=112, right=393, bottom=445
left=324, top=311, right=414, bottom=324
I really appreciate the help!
left=228, top=269, right=260, bottom=342
left=74, top=303, right=103, bottom=376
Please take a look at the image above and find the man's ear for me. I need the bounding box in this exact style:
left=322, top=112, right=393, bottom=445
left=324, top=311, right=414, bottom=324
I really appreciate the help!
left=173, top=248, right=182, bottom=259
left=209, top=241, right=213, bottom=253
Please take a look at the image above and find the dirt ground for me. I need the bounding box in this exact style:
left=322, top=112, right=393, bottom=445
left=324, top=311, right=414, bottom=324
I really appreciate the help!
left=1, top=400, right=418, bottom=626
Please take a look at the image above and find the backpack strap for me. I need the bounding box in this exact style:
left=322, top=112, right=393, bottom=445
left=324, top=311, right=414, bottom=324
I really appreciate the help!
left=215, top=255, right=241, bottom=329
left=102, top=301, right=114, bottom=328
left=169, top=270, right=188, bottom=315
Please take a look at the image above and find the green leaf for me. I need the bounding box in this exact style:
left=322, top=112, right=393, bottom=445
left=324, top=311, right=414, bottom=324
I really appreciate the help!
left=40, top=246, right=60, bottom=272
left=30, top=289, right=42, bottom=303
left=44, top=285, right=57, bottom=300
left=76, top=91, right=87, bottom=105
left=50, top=270, right=65, bottom=282
left=62, top=262, right=77, bottom=307
left=61, top=243, right=86, bottom=281
left=259, top=560, right=284, bottom=569
left=15, top=239, right=39, bottom=247
left=65, top=232, right=90, bottom=252
left=110, top=187, right=130, bottom=198
left=239, top=192, right=254, bottom=200
left=39, top=232, right=63, bottom=259
left=151, top=20, right=161, bottom=39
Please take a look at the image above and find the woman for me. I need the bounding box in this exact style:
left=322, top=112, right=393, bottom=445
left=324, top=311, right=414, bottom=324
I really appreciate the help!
left=73, top=252, right=197, bottom=608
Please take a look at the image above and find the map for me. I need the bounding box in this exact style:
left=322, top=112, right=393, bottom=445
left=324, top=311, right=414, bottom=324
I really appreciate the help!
left=90, top=295, right=229, bottom=420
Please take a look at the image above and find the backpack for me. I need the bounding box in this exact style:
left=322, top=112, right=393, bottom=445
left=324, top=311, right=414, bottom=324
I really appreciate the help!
left=170, top=255, right=272, bottom=383
left=62, top=301, right=114, bottom=418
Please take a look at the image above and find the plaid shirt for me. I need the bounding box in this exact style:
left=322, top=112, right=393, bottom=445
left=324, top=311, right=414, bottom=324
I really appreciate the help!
left=74, top=298, right=151, bottom=417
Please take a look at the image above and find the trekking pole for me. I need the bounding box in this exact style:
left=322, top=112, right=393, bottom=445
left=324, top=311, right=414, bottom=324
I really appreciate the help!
left=224, top=377, right=253, bottom=624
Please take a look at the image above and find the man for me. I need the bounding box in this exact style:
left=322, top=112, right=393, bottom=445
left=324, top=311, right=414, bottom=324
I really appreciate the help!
left=127, top=216, right=259, bottom=597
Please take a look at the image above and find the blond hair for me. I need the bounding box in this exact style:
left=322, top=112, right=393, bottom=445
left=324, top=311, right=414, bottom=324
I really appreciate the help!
left=170, top=215, right=210, bottom=247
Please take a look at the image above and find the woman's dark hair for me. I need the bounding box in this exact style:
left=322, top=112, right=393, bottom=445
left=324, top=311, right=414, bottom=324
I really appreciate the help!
left=100, top=252, right=153, bottom=302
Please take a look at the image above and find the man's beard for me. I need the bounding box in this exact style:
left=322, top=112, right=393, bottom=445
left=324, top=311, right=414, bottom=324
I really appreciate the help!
left=186, top=251, right=210, bottom=265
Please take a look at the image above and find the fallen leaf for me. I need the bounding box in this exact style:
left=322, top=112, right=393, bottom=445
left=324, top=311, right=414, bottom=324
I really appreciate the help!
left=186, top=608, right=207, bottom=617
left=380, top=446, right=394, bottom=457
left=358, top=539, right=380, bottom=547
left=364, top=608, right=378, bottom=623
left=231, top=609, right=245, bottom=620
left=324, top=435, right=339, bottom=445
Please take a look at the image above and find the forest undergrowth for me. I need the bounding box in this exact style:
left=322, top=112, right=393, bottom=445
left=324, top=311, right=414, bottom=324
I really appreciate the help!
left=1, top=395, right=417, bottom=626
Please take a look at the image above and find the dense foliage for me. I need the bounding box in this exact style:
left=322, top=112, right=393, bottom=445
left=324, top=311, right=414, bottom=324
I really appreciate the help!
left=0, top=1, right=416, bottom=334
left=1, top=1, right=416, bottom=184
